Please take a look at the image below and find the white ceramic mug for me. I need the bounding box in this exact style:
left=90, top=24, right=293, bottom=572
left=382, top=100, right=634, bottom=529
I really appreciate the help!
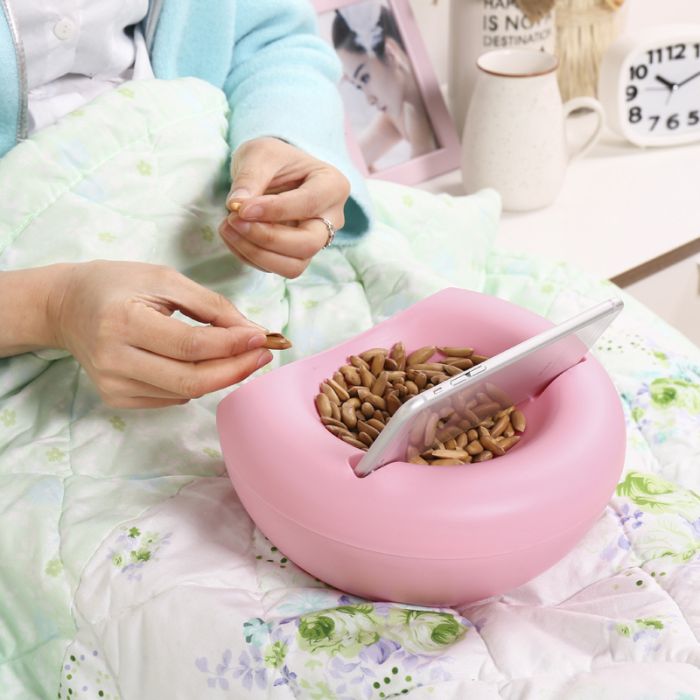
left=461, top=49, right=605, bottom=212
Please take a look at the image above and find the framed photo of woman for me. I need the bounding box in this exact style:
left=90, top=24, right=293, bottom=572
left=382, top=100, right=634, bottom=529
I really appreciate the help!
left=313, top=0, right=461, bottom=186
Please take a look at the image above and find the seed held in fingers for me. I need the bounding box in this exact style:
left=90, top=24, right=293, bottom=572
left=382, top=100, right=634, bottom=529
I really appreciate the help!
left=263, top=332, right=292, bottom=350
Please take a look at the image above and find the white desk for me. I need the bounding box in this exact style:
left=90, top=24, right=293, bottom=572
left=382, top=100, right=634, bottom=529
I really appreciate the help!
left=418, top=123, right=700, bottom=344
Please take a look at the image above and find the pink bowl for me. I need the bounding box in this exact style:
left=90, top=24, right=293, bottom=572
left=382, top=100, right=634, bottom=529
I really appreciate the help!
left=217, top=288, right=625, bottom=606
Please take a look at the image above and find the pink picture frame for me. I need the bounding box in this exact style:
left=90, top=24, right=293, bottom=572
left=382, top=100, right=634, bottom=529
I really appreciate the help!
left=313, top=0, right=461, bottom=186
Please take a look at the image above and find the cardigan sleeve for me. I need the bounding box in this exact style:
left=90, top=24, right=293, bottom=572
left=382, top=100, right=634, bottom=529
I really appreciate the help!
left=224, top=0, right=372, bottom=242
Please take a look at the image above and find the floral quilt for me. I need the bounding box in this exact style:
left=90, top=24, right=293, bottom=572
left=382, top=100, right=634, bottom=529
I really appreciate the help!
left=0, top=78, right=699, bottom=699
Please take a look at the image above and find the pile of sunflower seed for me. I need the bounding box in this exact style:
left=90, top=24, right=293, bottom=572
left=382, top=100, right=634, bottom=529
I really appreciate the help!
left=314, top=342, right=526, bottom=465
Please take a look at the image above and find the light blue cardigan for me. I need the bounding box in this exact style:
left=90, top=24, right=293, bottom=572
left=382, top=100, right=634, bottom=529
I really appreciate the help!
left=0, top=0, right=371, bottom=240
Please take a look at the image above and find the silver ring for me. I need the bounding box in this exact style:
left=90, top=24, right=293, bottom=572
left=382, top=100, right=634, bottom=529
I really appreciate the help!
left=314, top=217, right=336, bottom=249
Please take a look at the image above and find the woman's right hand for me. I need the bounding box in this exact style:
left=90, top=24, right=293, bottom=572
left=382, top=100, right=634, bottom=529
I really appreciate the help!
left=48, top=261, right=272, bottom=408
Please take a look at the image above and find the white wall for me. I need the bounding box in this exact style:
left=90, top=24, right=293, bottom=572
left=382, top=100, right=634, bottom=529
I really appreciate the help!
left=407, top=0, right=450, bottom=89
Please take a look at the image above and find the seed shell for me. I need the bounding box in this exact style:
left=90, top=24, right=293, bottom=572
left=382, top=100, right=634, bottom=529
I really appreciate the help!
left=263, top=332, right=292, bottom=350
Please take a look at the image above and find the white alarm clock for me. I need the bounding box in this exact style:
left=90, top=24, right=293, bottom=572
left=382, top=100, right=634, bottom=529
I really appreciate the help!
left=598, top=25, right=700, bottom=146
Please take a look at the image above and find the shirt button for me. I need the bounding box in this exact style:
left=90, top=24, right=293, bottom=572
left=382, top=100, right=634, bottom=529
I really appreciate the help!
left=53, top=18, right=76, bottom=41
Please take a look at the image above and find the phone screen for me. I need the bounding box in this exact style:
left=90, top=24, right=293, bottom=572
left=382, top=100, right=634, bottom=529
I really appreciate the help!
left=353, top=300, right=622, bottom=477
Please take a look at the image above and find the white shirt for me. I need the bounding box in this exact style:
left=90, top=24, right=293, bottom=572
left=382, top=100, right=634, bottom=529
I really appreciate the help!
left=12, top=0, right=154, bottom=134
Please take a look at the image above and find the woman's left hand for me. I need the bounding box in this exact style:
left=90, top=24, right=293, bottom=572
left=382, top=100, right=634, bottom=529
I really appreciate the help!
left=219, top=137, right=350, bottom=278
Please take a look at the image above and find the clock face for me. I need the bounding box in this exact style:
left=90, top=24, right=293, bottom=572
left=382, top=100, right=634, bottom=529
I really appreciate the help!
left=624, top=39, right=700, bottom=141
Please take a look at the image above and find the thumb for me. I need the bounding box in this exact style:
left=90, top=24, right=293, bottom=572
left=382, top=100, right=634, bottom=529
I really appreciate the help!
left=227, top=143, right=277, bottom=210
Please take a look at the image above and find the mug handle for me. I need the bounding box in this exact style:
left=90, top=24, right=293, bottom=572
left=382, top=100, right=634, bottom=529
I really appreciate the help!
left=562, top=96, right=605, bottom=160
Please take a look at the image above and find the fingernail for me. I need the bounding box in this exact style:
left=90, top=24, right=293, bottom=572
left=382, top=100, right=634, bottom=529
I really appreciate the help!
left=256, top=349, right=273, bottom=369
left=242, top=204, right=264, bottom=220
left=247, top=333, right=267, bottom=350
left=228, top=188, right=250, bottom=203
left=231, top=218, right=251, bottom=234
left=221, top=226, right=240, bottom=242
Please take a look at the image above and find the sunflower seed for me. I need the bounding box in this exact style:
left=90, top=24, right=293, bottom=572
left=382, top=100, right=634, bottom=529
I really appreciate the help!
left=390, top=342, right=407, bottom=370
left=491, top=414, right=510, bottom=438
left=407, top=346, right=436, bottom=366
left=370, top=371, right=389, bottom=397
left=438, top=346, right=474, bottom=357
left=349, top=354, right=370, bottom=370
left=499, top=435, right=521, bottom=451
left=263, top=332, right=292, bottom=350
left=466, top=440, right=484, bottom=456
left=341, top=435, right=367, bottom=450
left=341, top=401, right=358, bottom=429
left=325, top=425, right=353, bottom=438
left=326, top=379, right=349, bottom=402
left=511, top=409, right=527, bottom=432
left=357, top=420, right=380, bottom=440
left=340, top=365, right=362, bottom=386
left=357, top=431, right=373, bottom=447
left=359, top=366, right=374, bottom=388
left=315, top=393, right=332, bottom=418
left=370, top=352, right=386, bottom=376
left=479, top=434, right=505, bottom=456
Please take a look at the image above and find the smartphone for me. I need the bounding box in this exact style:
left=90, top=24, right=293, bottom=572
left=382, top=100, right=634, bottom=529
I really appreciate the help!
left=352, top=297, right=624, bottom=477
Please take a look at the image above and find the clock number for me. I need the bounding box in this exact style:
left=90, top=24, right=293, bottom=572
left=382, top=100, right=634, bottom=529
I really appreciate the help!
left=689, top=110, right=700, bottom=126
left=648, top=44, right=687, bottom=63
left=667, top=113, right=680, bottom=130
left=647, top=48, right=663, bottom=64
left=626, top=85, right=638, bottom=102
left=695, top=43, right=700, bottom=59
left=648, top=115, right=660, bottom=131
left=670, top=43, right=686, bottom=60
left=629, top=64, right=648, bottom=81
left=628, top=106, right=642, bottom=124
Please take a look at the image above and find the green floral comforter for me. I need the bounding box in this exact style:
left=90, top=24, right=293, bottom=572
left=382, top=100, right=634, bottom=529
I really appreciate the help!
left=0, top=78, right=699, bottom=700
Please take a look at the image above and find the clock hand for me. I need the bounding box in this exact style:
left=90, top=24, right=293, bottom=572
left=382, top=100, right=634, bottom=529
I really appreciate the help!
left=677, top=70, right=700, bottom=87
left=654, top=74, right=677, bottom=90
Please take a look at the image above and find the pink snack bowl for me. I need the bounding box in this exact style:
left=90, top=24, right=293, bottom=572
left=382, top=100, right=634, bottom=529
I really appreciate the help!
left=217, top=288, right=626, bottom=606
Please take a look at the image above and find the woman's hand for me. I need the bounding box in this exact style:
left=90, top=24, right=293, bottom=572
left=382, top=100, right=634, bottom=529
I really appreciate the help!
left=219, top=137, right=350, bottom=278
left=49, top=261, right=272, bottom=408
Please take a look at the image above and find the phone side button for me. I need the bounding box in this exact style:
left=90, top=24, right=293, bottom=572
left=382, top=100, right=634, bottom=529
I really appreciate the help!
left=468, top=364, right=487, bottom=377
left=449, top=374, right=469, bottom=387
